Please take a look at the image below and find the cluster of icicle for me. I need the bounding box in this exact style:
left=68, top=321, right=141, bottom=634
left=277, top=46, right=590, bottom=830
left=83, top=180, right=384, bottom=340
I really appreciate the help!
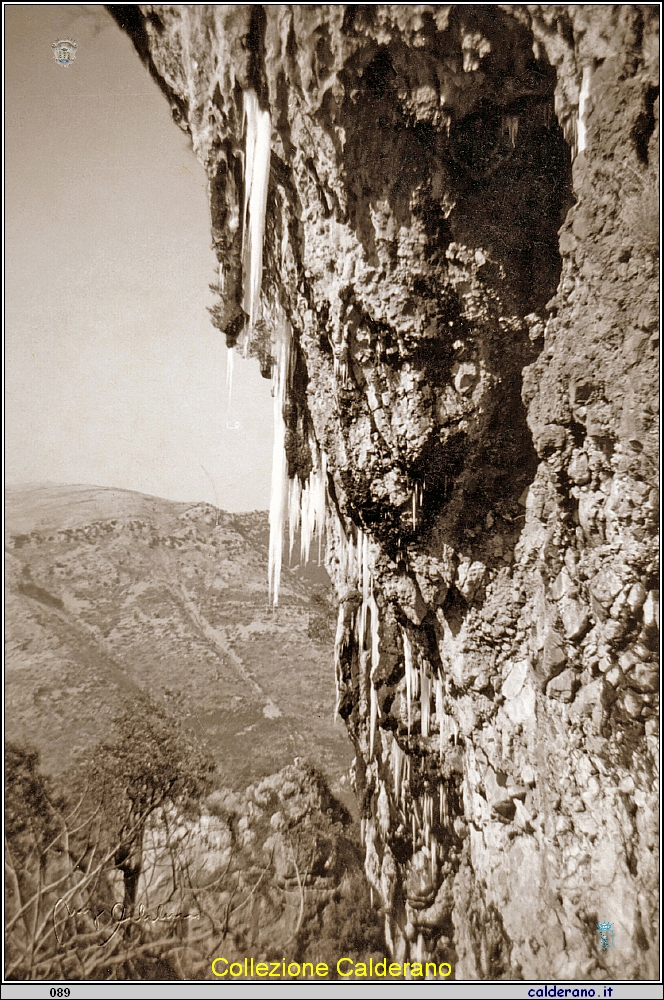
left=555, top=65, right=592, bottom=161
left=332, top=525, right=380, bottom=745
left=335, top=518, right=459, bottom=885
left=269, top=407, right=328, bottom=605
left=401, top=633, right=457, bottom=754
left=388, top=635, right=459, bottom=882
left=388, top=738, right=450, bottom=883
left=231, top=90, right=326, bottom=607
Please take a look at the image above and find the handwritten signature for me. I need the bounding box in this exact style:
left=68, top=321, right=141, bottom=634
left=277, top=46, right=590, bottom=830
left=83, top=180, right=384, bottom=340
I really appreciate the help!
left=53, top=899, right=199, bottom=946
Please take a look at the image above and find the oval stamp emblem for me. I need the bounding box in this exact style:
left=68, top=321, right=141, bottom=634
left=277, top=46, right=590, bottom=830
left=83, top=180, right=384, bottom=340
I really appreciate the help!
left=52, top=39, right=77, bottom=67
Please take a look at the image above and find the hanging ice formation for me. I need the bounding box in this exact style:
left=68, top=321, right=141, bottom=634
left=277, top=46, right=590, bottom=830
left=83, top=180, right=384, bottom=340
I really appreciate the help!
left=391, top=736, right=408, bottom=804
left=332, top=522, right=382, bottom=744
left=412, top=482, right=424, bottom=530
left=234, top=91, right=328, bottom=606
left=288, top=444, right=327, bottom=567
left=576, top=66, right=592, bottom=155
left=503, top=114, right=519, bottom=147
left=270, top=416, right=328, bottom=606
left=225, top=90, right=271, bottom=411
left=241, top=89, right=271, bottom=344
left=402, top=626, right=456, bottom=749
left=420, top=667, right=431, bottom=738
left=267, top=321, right=289, bottom=607
left=403, top=631, right=417, bottom=734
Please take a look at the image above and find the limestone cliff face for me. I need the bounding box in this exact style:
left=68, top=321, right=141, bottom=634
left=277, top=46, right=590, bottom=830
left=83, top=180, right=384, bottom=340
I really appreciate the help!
left=110, top=5, right=659, bottom=979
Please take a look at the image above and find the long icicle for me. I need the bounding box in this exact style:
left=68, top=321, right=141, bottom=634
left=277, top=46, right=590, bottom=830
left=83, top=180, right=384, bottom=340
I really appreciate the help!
left=435, top=674, right=444, bottom=760
left=392, top=737, right=403, bottom=801
left=420, top=664, right=430, bottom=738
left=243, top=87, right=330, bottom=610
left=268, top=326, right=289, bottom=607
left=370, top=683, right=378, bottom=758
left=404, top=631, right=413, bottom=735
left=242, top=89, right=271, bottom=340
left=239, top=87, right=289, bottom=610
left=577, top=66, right=592, bottom=155
left=298, top=443, right=327, bottom=565
left=288, top=474, right=301, bottom=561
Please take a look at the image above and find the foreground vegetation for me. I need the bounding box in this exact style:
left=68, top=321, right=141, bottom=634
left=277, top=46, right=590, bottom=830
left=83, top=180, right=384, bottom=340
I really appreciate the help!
left=6, top=698, right=383, bottom=980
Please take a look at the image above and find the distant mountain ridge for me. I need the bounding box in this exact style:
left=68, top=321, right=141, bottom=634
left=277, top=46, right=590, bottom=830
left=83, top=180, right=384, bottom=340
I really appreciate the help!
left=5, top=484, right=352, bottom=806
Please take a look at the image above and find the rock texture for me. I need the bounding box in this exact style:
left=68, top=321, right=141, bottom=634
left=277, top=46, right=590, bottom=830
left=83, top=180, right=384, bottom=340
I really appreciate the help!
left=110, top=5, right=659, bottom=979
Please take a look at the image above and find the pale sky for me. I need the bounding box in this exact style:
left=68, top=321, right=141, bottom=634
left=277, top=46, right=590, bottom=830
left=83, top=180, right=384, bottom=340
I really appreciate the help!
left=5, top=4, right=274, bottom=511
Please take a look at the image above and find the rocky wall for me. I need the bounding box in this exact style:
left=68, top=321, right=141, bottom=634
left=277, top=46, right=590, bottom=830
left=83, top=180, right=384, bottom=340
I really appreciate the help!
left=109, top=4, right=659, bottom=979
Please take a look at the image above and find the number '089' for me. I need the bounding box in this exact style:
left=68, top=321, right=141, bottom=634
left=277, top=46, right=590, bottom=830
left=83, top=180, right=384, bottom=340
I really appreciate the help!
left=50, top=990, right=71, bottom=998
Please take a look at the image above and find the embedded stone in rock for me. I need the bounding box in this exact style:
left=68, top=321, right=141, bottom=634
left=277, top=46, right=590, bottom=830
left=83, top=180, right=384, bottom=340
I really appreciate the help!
left=626, top=664, right=658, bottom=693
left=550, top=567, right=575, bottom=601
left=568, top=451, right=591, bottom=485
left=569, top=679, right=605, bottom=732
left=559, top=596, right=590, bottom=641
left=539, top=628, right=567, bottom=685
left=619, top=689, right=644, bottom=719
left=642, top=590, right=659, bottom=631
left=483, top=768, right=516, bottom=821
left=546, top=667, right=578, bottom=702
left=590, top=569, right=624, bottom=608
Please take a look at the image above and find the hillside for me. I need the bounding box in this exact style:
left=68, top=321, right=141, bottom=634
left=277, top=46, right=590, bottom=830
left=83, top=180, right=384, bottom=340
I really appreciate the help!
left=5, top=484, right=353, bottom=804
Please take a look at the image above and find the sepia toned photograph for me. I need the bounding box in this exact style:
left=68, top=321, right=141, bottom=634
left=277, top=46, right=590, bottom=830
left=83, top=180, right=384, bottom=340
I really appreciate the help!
left=4, top=3, right=659, bottom=990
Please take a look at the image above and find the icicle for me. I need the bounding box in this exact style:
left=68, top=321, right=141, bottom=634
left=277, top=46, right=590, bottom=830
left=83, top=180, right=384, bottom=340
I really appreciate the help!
left=431, top=833, right=436, bottom=883
left=403, top=631, right=419, bottom=734
left=268, top=349, right=329, bottom=603
left=240, top=86, right=331, bottom=607
left=363, top=531, right=371, bottom=603
left=420, top=665, right=431, bottom=738
left=503, top=114, right=519, bottom=147
left=267, top=326, right=289, bottom=607
left=370, top=683, right=378, bottom=758
left=239, top=88, right=292, bottom=611
left=404, top=632, right=413, bottom=734
left=333, top=604, right=346, bottom=720
left=307, top=448, right=327, bottom=565
left=423, top=792, right=432, bottom=850
left=369, top=594, right=380, bottom=675
left=577, top=66, right=591, bottom=155
left=288, top=475, right=301, bottom=560
left=317, top=459, right=326, bottom=566
left=435, top=674, right=444, bottom=759
left=241, top=90, right=271, bottom=339
left=391, top=738, right=404, bottom=800
left=285, top=443, right=329, bottom=570
left=412, top=490, right=417, bottom=530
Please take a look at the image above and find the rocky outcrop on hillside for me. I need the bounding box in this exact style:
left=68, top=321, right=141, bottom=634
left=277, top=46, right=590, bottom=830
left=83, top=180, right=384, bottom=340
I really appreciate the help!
left=136, top=761, right=382, bottom=975
left=110, top=5, right=659, bottom=979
